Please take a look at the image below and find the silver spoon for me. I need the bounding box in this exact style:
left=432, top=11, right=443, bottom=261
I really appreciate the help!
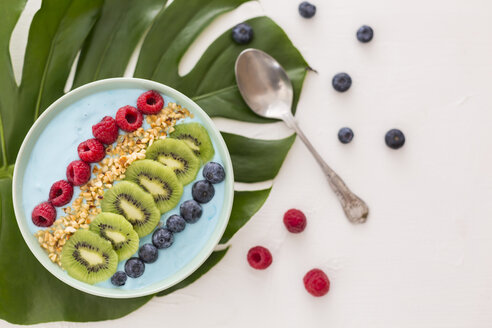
left=235, top=49, right=369, bottom=224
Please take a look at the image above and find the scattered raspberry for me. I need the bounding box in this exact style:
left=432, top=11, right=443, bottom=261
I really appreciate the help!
left=137, top=90, right=164, bottom=115
left=66, top=160, right=91, bottom=186
left=247, top=246, right=273, bottom=270
left=48, top=180, right=74, bottom=207
left=116, top=105, right=143, bottom=132
left=92, top=116, right=118, bottom=144
left=78, top=138, right=105, bottom=163
left=283, top=208, right=307, bottom=233
left=303, top=268, right=330, bottom=297
left=32, top=202, right=56, bottom=227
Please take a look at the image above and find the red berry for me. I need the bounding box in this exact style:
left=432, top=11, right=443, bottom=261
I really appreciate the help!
left=66, top=160, right=91, bottom=186
left=116, top=105, right=143, bottom=132
left=283, top=208, right=307, bottom=233
left=92, top=116, right=118, bottom=144
left=78, top=138, right=105, bottom=163
left=137, top=90, right=164, bottom=115
left=247, top=246, right=273, bottom=270
left=32, top=202, right=56, bottom=227
left=303, top=268, right=330, bottom=297
left=48, top=180, right=74, bottom=207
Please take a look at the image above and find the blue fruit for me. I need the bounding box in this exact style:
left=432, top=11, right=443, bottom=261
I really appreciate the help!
left=111, top=271, right=127, bottom=286
left=180, top=200, right=203, bottom=223
left=357, top=25, right=374, bottom=43
left=299, top=2, right=316, bottom=18
left=192, top=180, right=215, bottom=204
left=332, top=73, right=352, bottom=92
left=152, top=228, right=174, bottom=249
left=232, top=23, right=253, bottom=44
left=385, top=129, right=405, bottom=149
left=138, top=243, right=158, bottom=263
left=203, top=162, right=226, bottom=184
left=124, top=258, right=145, bottom=278
left=338, top=127, right=354, bottom=144
left=166, top=214, right=186, bottom=233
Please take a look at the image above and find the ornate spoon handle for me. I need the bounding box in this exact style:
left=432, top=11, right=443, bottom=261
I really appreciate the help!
left=284, top=115, right=369, bottom=224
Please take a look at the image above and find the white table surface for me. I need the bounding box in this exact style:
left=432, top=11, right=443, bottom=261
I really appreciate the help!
left=4, top=0, right=492, bottom=327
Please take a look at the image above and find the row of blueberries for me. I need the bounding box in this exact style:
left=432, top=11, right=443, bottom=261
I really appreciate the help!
left=111, top=162, right=226, bottom=286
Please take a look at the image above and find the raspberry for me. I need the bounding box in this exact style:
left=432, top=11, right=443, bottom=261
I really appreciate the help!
left=137, top=90, right=164, bottom=114
left=303, top=268, right=330, bottom=297
left=92, top=116, right=118, bottom=144
left=48, top=180, right=74, bottom=207
left=78, top=138, right=105, bottom=163
left=116, top=105, right=143, bottom=132
left=283, top=208, right=307, bottom=233
left=32, top=202, right=56, bottom=227
left=66, top=160, right=91, bottom=186
left=247, top=246, right=272, bottom=270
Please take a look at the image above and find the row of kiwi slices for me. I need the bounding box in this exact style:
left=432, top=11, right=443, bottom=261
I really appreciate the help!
left=60, top=123, right=215, bottom=284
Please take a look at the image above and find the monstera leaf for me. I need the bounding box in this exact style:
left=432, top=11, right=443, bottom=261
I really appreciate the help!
left=0, top=0, right=308, bottom=324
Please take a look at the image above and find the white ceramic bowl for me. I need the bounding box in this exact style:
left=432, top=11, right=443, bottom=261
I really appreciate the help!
left=12, top=78, right=234, bottom=298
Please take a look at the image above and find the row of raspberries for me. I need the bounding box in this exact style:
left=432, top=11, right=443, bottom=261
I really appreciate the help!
left=32, top=91, right=164, bottom=227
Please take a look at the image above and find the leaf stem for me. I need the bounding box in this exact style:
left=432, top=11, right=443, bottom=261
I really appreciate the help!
left=0, top=112, right=8, bottom=168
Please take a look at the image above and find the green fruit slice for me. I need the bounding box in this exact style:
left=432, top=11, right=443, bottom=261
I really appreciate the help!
left=90, top=212, right=139, bottom=261
left=60, top=230, right=118, bottom=284
left=145, top=138, right=200, bottom=185
left=170, top=123, right=214, bottom=163
left=101, top=181, right=160, bottom=237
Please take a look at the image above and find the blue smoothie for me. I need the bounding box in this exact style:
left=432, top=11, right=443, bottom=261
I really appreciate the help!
left=22, top=88, right=225, bottom=290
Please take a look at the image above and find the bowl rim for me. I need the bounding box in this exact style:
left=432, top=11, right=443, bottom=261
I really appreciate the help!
left=12, top=77, right=234, bottom=298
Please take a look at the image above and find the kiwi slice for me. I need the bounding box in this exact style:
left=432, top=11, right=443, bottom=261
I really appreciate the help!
left=60, top=229, right=117, bottom=284
left=170, top=123, right=214, bottom=163
left=101, top=181, right=160, bottom=237
left=90, top=212, right=139, bottom=261
left=125, top=159, right=183, bottom=214
left=146, top=138, right=200, bottom=185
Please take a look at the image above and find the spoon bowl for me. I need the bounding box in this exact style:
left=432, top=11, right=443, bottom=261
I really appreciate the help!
left=235, top=49, right=293, bottom=121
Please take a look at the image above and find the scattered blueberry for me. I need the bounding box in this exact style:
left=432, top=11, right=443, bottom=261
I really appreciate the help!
left=138, top=243, right=159, bottom=263
left=203, top=162, right=226, bottom=184
left=111, top=271, right=127, bottom=286
left=338, top=127, right=354, bottom=144
left=124, top=257, right=145, bottom=278
left=180, top=200, right=203, bottom=223
left=232, top=23, right=253, bottom=44
left=299, top=1, right=316, bottom=18
left=332, top=73, right=352, bottom=92
left=152, top=228, right=174, bottom=249
left=385, top=129, right=405, bottom=149
left=166, top=214, right=186, bottom=233
left=357, top=25, right=374, bottom=43
left=192, top=180, right=215, bottom=204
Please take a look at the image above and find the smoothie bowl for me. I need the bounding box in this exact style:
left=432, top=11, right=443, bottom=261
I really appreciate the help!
left=12, top=78, right=234, bottom=298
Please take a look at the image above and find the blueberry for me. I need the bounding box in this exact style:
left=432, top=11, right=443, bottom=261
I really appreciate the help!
left=357, top=25, right=374, bottom=43
left=203, top=162, right=226, bottom=184
left=299, top=1, right=316, bottom=18
left=385, top=129, right=405, bottom=149
left=138, top=243, right=158, bottom=263
left=152, top=228, right=174, bottom=249
left=332, top=73, right=352, bottom=92
left=180, top=200, right=202, bottom=223
left=192, top=180, right=215, bottom=204
left=338, top=127, right=354, bottom=144
left=166, top=214, right=186, bottom=233
left=232, top=23, right=253, bottom=44
left=111, top=271, right=127, bottom=286
left=124, top=258, right=145, bottom=278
